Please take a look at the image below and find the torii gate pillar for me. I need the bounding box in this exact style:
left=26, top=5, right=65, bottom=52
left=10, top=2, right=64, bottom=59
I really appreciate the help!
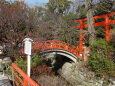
left=105, top=15, right=110, bottom=42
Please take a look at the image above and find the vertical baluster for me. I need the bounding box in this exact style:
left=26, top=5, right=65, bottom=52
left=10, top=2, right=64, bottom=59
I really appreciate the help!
left=79, top=20, right=84, bottom=60
left=23, top=79, right=28, bottom=86
left=12, top=67, right=15, bottom=86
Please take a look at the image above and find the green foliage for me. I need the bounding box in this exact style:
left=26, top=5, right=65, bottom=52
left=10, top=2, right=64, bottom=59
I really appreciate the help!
left=31, top=55, right=42, bottom=67
left=58, top=27, right=79, bottom=46
left=0, top=0, right=10, bottom=4
left=96, top=27, right=105, bottom=38
left=109, top=29, right=115, bottom=62
left=95, top=0, right=113, bottom=14
left=77, top=5, right=87, bottom=18
left=15, top=55, right=42, bottom=71
left=15, top=58, right=27, bottom=71
left=57, top=0, right=72, bottom=14
left=63, top=14, right=77, bottom=26
left=1, top=63, right=12, bottom=75
left=46, top=0, right=72, bottom=15
left=89, top=39, right=115, bottom=76
left=110, top=29, right=115, bottom=49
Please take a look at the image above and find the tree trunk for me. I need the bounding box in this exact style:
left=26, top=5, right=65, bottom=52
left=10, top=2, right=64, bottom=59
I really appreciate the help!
left=85, top=0, right=96, bottom=45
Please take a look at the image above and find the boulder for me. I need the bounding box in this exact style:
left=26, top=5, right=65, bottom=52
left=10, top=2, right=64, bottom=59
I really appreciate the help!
left=59, top=62, right=112, bottom=86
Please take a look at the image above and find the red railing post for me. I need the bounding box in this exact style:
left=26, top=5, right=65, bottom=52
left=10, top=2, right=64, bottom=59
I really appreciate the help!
left=12, top=66, right=15, bottom=86
left=79, top=20, right=84, bottom=60
left=23, top=79, right=27, bottom=86
left=79, top=20, right=84, bottom=51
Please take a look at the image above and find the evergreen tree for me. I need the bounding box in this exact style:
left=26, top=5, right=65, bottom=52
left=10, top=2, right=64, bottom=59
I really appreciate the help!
left=46, top=0, right=72, bottom=15
left=95, top=0, right=113, bottom=14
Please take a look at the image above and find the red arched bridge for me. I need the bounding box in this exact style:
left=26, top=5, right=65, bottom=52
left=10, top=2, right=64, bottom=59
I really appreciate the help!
left=32, top=40, right=89, bottom=62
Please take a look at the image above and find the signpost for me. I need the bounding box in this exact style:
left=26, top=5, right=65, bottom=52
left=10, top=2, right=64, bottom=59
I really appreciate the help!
left=23, top=38, right=33, bottom=77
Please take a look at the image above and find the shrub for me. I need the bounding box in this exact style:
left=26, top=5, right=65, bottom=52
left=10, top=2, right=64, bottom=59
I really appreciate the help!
left=109, top=29, right=115, bottom=62
left=110, top=29, right=115, bottom=48
left=15, top=58, right=27, bottom=71
left=89, top=39, right=115, bottom=76
left=15, top=55, right=42, bottom=72
left=31, top=54, right=42, bottom=67
left=31, top=65, right=54, bottom=77
left=31, top=64, right=72, bottom=86
left=96, top=27, right=105, bottom=38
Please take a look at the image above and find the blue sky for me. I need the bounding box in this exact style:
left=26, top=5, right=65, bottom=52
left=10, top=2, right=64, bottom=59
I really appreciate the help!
left=7, top=0, right=49, bottom=6
left=25, top=0, right=49, bottom=6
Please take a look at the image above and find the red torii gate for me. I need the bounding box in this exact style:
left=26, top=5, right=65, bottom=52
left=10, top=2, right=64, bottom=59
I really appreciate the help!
left=74, top=12, right=115, bottom=51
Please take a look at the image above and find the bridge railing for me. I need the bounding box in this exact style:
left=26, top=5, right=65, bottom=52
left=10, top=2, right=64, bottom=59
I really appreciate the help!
left=12, top=63, right=39, bottom=86
left=33, top=40, right=80, bottom=57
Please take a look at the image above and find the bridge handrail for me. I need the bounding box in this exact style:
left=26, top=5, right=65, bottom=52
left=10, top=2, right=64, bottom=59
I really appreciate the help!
left=32, top=40, right=80, bottom=59
left=12, top=63, right=39, bottom=86
left=33, top=40, right=79, bottom=52
left=42, top=40, right=78, bottom=48
left=42, top=40, right=71, bottom=46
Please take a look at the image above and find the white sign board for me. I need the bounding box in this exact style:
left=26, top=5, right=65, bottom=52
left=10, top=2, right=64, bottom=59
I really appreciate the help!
left=23, top=38, right=33, bottom=55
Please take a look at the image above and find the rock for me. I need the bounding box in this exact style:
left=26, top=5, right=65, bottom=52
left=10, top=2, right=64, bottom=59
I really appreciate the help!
left=0, top=46, right=3, bottom=55
left=60, top=62, right=73, bottom=76
left=0, top=62, right=2, bottom=71
left=109, top=77, right=115, bottom=85
left=62, top=62, right=73, bottom=69
left=0, top=79, right=12, bottom=86
left=89, top=71, right=95, bottom=77
left=79, top=74, right=85, bottom=80
left=97, top=80, right=103, bottom=84
left=95, top=82, right=98, bottom=85
left=108, top=83, right=115, bottom=86
left=2, top=57, right=12, bottom=64
left=97, top=84, right=103, bottom=86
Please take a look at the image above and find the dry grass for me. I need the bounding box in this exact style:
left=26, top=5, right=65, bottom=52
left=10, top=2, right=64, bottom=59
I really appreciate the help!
left=31, top=65, right=55, bottom=76
left=32, top=75, right=72, bottom=86
left=31, top=65, right=72, bottom=86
